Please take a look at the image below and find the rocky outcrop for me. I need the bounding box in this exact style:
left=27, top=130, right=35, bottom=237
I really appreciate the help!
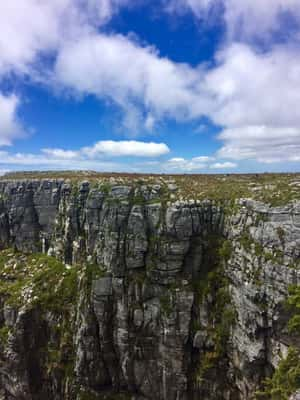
left=0, top=179, right=299, bottom=399
left=290, top=392, right=300, bottom=400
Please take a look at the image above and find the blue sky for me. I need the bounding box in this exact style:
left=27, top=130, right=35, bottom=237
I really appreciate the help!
left=0, top=0, right=300, bottom=174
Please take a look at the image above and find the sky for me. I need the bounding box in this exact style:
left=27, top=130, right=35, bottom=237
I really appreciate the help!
left=0, top=0, right=300, bottom=174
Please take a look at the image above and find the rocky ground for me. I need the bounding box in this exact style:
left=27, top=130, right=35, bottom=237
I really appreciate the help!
left=0, top=173, right=299, bottom=399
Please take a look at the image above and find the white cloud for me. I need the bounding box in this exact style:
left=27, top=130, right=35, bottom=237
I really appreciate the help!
left=224, top=0, right=300, bottom=42
left=192, top=155, right=214, bottom=162
left=210, top=161, right=237, bottom=169
left=2, top=0, right=297, bottom=83
left=164, top=155, right=225, bottom=171
left=217, top=126, right=300, bottom=163
left=204, top=44, right=300, bottom=163
left=82, top=140, right=170, bottom=157
left=0, top=0, right=130, bottom=77
left=0, top=93, right=24, bottom=146
left=0, top=169, right=9, bottom=176
left=204, top=44, right=300, bottom=128
left=168, top=157, right=186, bottom=163
left=165, top=157, right=207, bottom=171
left=0, top=139, right=170, bottom=171
left=54, top=33, right=207, bottom=130
left=166, top=0, right=300, bottom=42
left=165, top=0, right=219, bottom=19
left=0, top=148, right=227, bottom=172
left=42, top=148, right=80, bottom=159
left=55, top=34, right=300, bottom=164
left=0, top=0, right=75, bottom=76
left=0, top=150, right=120, bottom=171
left=0, top=0, right=133, bottom=148
left=0, top=151, right=127, bottom=172
left=0, top=0, right=299, bottom=167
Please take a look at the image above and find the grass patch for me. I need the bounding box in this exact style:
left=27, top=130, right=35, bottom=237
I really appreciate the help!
left=0, top=325, right=9, bottom=347
left=1, top=172, right=299, bottom=206
left=257, top=285, right=300, bottom=398
left=256, top=348, right=300, bottom=400
left=286, top=285, right=300, bottom=334
left=0, top=249, right=78, bottom=311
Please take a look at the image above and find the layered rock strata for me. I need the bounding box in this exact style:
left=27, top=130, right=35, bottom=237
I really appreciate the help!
left=0, top=179, right=299, bottom=400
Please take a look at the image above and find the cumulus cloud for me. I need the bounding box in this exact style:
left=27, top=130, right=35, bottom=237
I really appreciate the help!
left=0, top=150, right=120, bottom=171
left=166, top=157, right=207, bottom=171
left=0, top=93, right=24, bottom=146
left=165, top=0, right=221, bottom=22
left=42, top=148, right=79, bottom=159
left=0, top=0, right=299, bottom=166
left=82, top=140, right=170, bottom=157
left=225, top=0, right=300, bottom=41
left=42, top=140, right=169, bottom=160
left=3, top=0, right=298, bottom=80
left=0, top=0, right=130, bottom=77
left=210, top=161, right=236, bottom=169
left=0, top=0, right=133, bottom=147
left=217, top=126, right=300, bottom=163
left=0, top=139, right=169, bottom=170
left=166, top=0, right=300, bottom=42
left=192, top=156, right=214, bottom=162
left=164, top=155, right=230, bottom=171
left=205, top=44, right=300, bottom=163
left=204, top=44, right=300, bottom=128
left=54, top=32, right=204, bottom=132
left=55, top=33, right=300, bottom=163
left=0, top=0, right=79, bottom=76
left=0, top=144, right=236, bottom=172
left=54, top=33, right=208, bottom=130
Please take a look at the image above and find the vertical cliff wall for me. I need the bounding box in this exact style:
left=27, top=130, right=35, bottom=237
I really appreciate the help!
left=0, top=179, right=299, bottom=400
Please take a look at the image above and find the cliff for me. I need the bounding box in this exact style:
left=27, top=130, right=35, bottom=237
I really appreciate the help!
left=0, top=175, right=299, bottom=400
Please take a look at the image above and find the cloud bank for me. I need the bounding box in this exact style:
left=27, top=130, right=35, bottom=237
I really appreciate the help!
left=0, top=140, right=235, bottom=173
left=0, top=93, right=24, bottom=146
left=166, top=0, right=300, bottom=42
left=55, top=35, right=300, bottom=163
left=0, top=0, right=299, bottom=169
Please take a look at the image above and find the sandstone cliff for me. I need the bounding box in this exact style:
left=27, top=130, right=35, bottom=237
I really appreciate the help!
left=0, top=177, right=299, bottom=400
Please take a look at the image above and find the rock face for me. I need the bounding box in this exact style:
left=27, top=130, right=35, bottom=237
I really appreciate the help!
left=290, top=392, right=300, bottom=400
left=0, top=179, right=299, bottom=399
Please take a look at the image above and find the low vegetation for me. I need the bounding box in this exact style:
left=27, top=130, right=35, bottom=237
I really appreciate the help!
left=0, top=249, right=78, bottom=310
left=191, top=237, right=236, bottom=386
left=195, top=267, right=236, bottom=384
left=1, top=171, right=299, bottom=206
left=77, top=389, right=131, bottom=400
left=256, top=348, right=300, bottom=400
left=256, top=285, right=300, bottom=399
left=0, top=249, right=81, bottom=389
left=287, top=285, right=300, bottom=335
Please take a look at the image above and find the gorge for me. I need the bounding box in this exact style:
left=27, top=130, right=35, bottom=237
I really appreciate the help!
left=0, top=173, right=299, bottom=400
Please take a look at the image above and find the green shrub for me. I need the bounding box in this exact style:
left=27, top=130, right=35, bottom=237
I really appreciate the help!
left=0, top=325, right=9, bottom=346
left=256, top=348, right=300, bottom=400
left=257, top=285, right=300, bottom=398
left=0, top=250, right=78, bottom=311
left=286, top=285, right=300, bottom=334
left=219, top=240, right=233, bottom=262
